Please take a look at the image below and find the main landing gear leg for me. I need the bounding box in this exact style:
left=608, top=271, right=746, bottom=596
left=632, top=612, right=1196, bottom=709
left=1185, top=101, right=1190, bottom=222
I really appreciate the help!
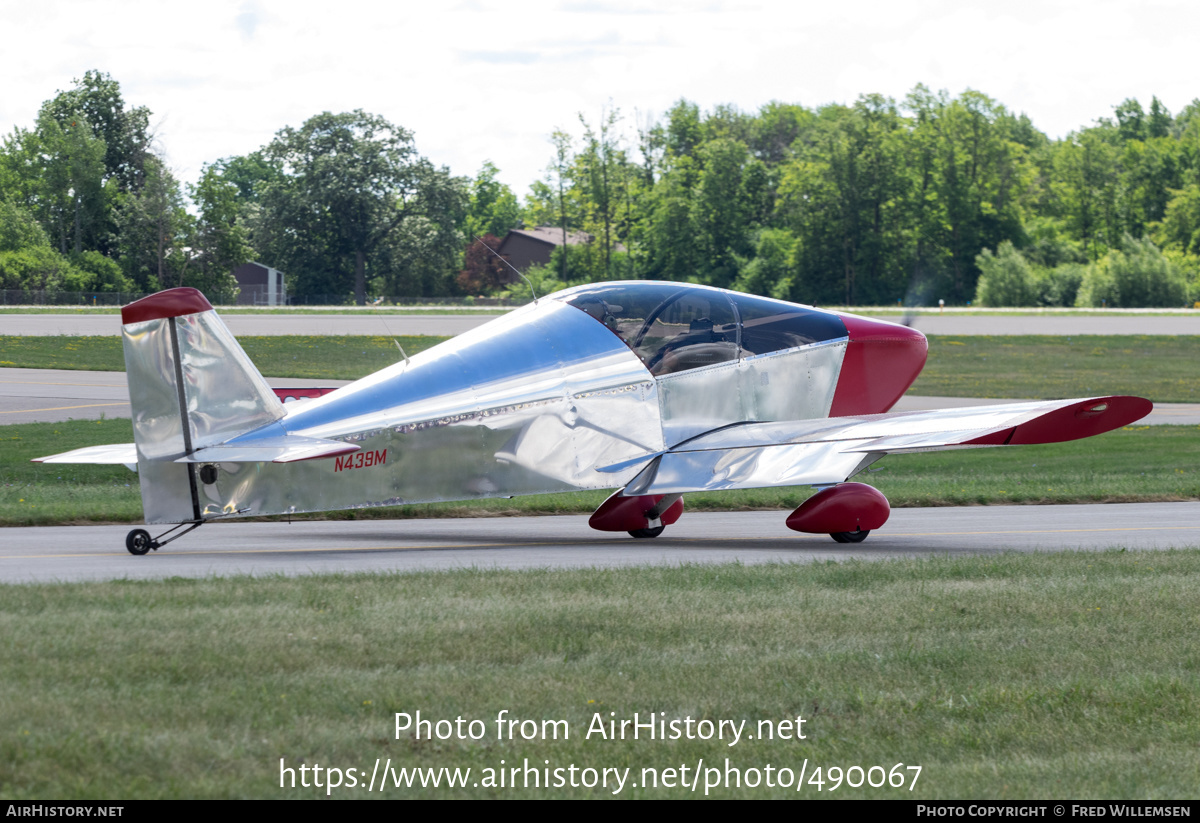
left=627, top=493, right=683, bottom=539
left=125, top=521, right=204, bottom=556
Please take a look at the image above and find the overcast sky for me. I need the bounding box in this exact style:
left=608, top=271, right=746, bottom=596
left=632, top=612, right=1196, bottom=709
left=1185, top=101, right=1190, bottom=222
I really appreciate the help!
left=2, top=0, right=1197, bottom=199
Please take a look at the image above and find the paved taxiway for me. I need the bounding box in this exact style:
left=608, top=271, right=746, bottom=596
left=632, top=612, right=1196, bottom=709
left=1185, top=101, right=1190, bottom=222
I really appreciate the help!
left=6, top=312, right=1200, bottom=336
left=2, top=313, right=489, bottom=336
left=0, top=368, right=351, bottom=424
left=1, top=503, right=1197, bottom=583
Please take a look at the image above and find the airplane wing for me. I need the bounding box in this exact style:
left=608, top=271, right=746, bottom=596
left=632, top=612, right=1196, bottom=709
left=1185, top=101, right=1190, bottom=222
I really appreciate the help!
left=615, top=395, right=1152, bottom=495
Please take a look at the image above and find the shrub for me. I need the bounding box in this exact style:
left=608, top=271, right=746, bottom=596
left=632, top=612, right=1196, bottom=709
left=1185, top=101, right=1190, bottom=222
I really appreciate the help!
left=1032, top=263, right=1085, bottom=307
left=1076, top=236, right=1188, bottom=307
left=974, top=241, right=1034, bottom=306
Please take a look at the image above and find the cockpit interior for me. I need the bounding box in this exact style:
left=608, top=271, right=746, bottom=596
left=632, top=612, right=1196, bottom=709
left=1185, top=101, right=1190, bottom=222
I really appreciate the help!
left=557, top=282, right=847, bottom=376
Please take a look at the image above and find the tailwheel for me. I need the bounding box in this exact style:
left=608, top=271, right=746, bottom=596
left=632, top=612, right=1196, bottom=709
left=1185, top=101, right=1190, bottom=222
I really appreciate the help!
left=831, top=530, right=870, bottom=544
left=124, top=520, right=206, bottom=555
left=628, top=526, right=666, bottom=539
left=126, top=528, right=156, bottom=555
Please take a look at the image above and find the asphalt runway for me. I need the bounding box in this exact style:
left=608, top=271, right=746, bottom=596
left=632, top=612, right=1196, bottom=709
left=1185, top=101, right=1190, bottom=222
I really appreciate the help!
left=2, top=314, right=487, bottom=336
left=6, top=312, right=1200, bottom=336
left=4, top=368, right=1197, bottom=425
left=1, top=503, right=1196, bottom=584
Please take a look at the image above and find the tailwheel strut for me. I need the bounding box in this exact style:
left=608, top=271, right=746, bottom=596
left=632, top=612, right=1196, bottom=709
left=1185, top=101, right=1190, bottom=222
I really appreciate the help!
left=125, top=520, right=204, bottom=556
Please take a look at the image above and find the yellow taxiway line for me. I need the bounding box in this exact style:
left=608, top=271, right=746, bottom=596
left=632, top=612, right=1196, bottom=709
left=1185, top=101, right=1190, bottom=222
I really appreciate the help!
left=0, top=402, right=129, bottom=414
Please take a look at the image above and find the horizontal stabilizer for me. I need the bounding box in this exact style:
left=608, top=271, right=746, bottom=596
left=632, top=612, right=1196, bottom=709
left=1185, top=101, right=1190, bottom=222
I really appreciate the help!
left=33, top=443, right=138, bottom=465
left=174, top=435, right=359, bottom=464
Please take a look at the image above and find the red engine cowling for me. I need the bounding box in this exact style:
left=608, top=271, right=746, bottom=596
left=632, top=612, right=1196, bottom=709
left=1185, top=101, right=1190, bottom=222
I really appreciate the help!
left=589, top=492, right=684, bottom=532
left=785, top=483, right=890, bottom=534
left=828, top=314, right=927, bottom=416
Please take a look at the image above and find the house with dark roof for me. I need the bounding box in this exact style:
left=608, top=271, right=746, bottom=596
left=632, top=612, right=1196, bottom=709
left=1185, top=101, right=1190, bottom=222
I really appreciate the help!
left=497, top=227, right=595, bottom=274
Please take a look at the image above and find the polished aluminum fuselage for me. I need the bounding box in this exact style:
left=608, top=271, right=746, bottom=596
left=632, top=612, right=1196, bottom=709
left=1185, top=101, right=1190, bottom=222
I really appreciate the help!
left=187, top=294, right=850, bottom=522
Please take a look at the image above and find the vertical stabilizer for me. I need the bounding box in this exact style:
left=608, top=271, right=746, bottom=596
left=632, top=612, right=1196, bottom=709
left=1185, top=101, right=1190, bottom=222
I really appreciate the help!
left=121, top=288, right=284, bottom=524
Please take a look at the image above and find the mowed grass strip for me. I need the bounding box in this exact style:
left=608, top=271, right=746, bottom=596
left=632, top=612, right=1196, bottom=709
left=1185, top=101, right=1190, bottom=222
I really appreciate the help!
left=0, top=335, right=450, bottom=380
left=3, top=333, right=1200, bottom=401
left=909, top=335, right=1200, bottom=402
left=4, top=420, right=1197, bottom=526
left=2, top=552, right=1199, bottom=798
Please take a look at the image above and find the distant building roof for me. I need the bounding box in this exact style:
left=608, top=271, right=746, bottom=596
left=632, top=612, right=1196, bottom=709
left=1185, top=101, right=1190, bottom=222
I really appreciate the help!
left=505, top=227, right=594, bottom=247
left=496, top=227, right=629, bottom=272
left=497, top=227, right=594, bottom=272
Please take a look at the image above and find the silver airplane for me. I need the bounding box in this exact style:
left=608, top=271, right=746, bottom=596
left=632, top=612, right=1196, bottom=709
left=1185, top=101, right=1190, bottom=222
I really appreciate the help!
left=36, top=282, right=1151, bottom=554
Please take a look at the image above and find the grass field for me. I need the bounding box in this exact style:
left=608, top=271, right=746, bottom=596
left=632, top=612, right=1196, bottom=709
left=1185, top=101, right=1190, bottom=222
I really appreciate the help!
left=4, top=419, right=1196, bottom=526
left=4, top=333, right=1199, bottom=400
left=4, top=324, right=1198, bottom=800
left=909, top=335, right=1200, bottom=402
left=3, top=551, right=1199, bottom=798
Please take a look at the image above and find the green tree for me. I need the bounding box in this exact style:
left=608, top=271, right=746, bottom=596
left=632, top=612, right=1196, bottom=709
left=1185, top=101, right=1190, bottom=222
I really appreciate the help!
left=733, top=227, right=798, bottom=299
left=694, top=137, right=758, bottom=287
left=35, top=71, right=152, bottom=258
left=664, top=100, right=703, bottom=160
left=0, top=200, right=49, bottom=252
left=1155, top=183, right=1200, bottom=255
left=42, top=70, right=150, bottom=192
left=1051, top=128, right=1121, bottom=259
left=904, top=88, right=1032, bottom=302
left=257, top=110, right=466, bottom=303
left=577, top=106, right=629, bottom=280
left=779, top=96, right=908, bottom=304
left=185, top=163, right=253, bottom=300
left=1, top=110, right=107, bottom=256
left=465, top=161, right=521, bottom=239
left=748, top=101, right=811, bottom=165
left=643, top=155, right=701, bottom=282
left=110, top=155, right=190, bottom=291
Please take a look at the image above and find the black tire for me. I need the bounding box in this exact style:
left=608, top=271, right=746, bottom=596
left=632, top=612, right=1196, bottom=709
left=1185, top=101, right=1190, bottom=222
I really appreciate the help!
left=628, top=526, right=666, bottom=539
left=126, top=528, right=154, bottom=555
left=831, top=530, right=870, bottom=544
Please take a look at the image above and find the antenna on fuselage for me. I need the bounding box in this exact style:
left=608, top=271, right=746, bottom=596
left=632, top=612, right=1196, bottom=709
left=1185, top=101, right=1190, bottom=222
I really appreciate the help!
left=373, top=308, right=409, bottom=369
left=473, top=235, right=538, bottom=305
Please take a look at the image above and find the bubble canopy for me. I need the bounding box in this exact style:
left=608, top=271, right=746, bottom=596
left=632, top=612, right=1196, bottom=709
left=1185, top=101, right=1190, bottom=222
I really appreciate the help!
left=552, top=281, right=848, bottom=376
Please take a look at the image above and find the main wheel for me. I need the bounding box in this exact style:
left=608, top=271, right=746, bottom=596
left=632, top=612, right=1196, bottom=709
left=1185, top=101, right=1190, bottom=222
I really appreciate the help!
left=126, top=528, right=154, bottom=555
left=831, top=530, right=870, bottom=544
left=628, top=526, right=666, bottom=539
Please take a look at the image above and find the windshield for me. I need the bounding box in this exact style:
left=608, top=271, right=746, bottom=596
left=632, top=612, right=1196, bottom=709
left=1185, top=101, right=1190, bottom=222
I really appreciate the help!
left=559, top=282, right=845, bottom=376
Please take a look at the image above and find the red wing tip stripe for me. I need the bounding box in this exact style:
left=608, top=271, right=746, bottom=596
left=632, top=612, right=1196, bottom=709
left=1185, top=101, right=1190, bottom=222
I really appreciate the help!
left=121, top=288, right=214, bottom=325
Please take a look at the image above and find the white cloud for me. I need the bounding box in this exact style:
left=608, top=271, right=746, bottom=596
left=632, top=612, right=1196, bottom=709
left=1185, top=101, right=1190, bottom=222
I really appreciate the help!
left=1, top=0, right=1198, bottom=198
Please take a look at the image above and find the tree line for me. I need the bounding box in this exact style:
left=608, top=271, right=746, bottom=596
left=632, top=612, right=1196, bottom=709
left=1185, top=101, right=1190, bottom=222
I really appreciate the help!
left=3, top=71, right=1200, bottom=307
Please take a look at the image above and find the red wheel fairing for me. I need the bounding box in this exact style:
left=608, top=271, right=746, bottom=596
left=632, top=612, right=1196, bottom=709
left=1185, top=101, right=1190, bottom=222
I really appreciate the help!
left=589, top=492, right=684, bottom=532
left=785, top=483, right=890, bottom=534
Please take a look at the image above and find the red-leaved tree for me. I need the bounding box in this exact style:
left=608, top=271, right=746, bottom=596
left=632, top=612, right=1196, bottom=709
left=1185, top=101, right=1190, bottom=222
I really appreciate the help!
left=456, top=234, right=513, bottom=294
